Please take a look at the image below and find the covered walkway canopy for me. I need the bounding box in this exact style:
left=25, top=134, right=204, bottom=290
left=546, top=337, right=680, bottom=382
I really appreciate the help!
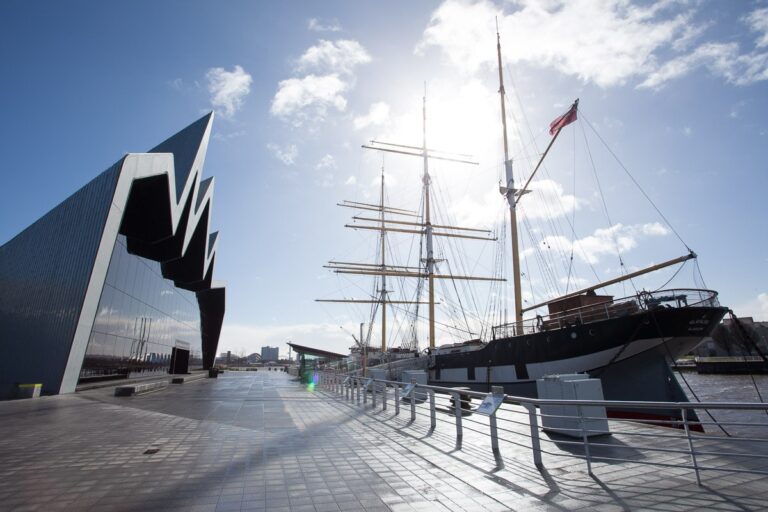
left=288, top=342, right=347, bottom=383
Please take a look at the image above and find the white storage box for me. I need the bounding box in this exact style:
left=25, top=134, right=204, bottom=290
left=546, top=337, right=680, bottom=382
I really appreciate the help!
left=536, top=374, right=610, bottom=438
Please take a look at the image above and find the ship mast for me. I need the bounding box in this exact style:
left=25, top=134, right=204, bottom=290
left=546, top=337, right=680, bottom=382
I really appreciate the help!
left=322, top=89, right=504, bottom=351
left=379, top=165, right=387, bottom=351
left=495, top=28, right=693, bottom=322
left=496, top=29, right=524, bottom=333
left=421, top=90, right=437, bottom=349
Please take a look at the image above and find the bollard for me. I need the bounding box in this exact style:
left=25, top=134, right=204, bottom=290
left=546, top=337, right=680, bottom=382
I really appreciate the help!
left=394, top=385, right=400, bottom=415
left=410, top=384, right=417, bottom=422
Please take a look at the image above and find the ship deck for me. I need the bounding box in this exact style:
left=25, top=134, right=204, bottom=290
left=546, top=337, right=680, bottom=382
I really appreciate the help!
left=0, top=371, right=766, bottom=511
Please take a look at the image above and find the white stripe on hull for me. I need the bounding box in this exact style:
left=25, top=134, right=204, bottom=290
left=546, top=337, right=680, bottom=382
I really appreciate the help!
left=433, top=336, right=703, bottom=384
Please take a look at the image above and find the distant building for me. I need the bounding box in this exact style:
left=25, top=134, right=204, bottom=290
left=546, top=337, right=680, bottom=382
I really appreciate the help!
left=0, top=114, right=225, bottom=399
left=261, top=346, right=279, bottom=362
left=694, top=319, right=768, bottom=357
left=246, top=353, right=262, bottom=364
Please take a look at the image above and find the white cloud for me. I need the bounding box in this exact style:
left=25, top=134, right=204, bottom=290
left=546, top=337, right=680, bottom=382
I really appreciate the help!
left=417, top=0, right=691, bottom=87
left=524, top=222, right=671, bottom=265
left=418, top=1, right=768, bottom=89
left=271, top=74, right=349, bottom=125
left=639, top=42, right=739, bottom=89
left=297, top=40, right=370, bottom=74
left=518, top=179, right=582, bottom=221
left=267, top=143, right=298, bottom=165
left=206, top=65, right=252, bottom=118
left=272, top=39, right=371, bottom=126
left=640, top=7, right=768, bottom=89
left=316, top=154, right=336, bottom=169
left=344, top=176, right=357, bottom=185
left=745, top=8, right=768, bottom=48
left=308, top=18, right=342, bottom=32
left=734, top=293, right=768, bottom=321
left=354, top=102, right=391, bottom=130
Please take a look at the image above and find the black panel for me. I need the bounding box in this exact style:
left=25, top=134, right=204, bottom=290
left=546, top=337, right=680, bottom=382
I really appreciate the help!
left=119, top=175, right=173, bottom=241
left=197, top=287, right=225, bottom=370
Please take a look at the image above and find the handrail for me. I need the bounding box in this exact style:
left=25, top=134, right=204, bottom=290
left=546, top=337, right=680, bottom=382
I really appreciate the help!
left=314, top=371, right=768, bottom=486
left=492, top=288, right=721, bottom=338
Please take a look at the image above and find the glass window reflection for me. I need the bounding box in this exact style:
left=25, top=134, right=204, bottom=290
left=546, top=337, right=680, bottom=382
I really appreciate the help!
left=80, top=235, right=204, bottom=379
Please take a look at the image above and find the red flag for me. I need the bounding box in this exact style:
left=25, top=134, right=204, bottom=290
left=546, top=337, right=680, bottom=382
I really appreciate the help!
left=549, top=100, right=578, bottom=135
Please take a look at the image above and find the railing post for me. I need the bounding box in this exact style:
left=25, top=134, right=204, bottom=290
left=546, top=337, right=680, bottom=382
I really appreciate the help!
left=489, top=386, right=503, bottom=462
left=682, top=407, right=702, bottom=486
left=410, top=384, right=417, bottom=422
left=579, top=405, right=593, bottom=475
left=346, top=378, right=350, bottom=401
left=371, top=380, right=376, bottom=408
left=364, top=379, right=369, bottom=406
left=382, top=383, right=387, bottom=411
left=394, top=385, right=400, bottom=415
left=429, top=389, right=436, bottom=431
left=524, top=403, right=543, bottom=469
left=453, top=391, right=463, bottom=450
left=356, top=378, right=361, bottom=405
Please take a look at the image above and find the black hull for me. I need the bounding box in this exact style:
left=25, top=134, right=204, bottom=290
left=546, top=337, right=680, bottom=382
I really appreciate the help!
left=429, top=305, right=728, bottom=428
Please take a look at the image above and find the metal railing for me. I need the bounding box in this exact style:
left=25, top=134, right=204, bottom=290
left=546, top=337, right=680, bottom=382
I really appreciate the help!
left=492, top=288, right=721, bottom=338
left=314, top=371, right=768, bottom=486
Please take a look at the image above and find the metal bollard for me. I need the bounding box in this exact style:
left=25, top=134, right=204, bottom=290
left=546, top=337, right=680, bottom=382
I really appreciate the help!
left=410, top=386, right=417, bottom=422
left=452, top=391, right=463, bottom=450
left=394, top=385, right=400, bottom=415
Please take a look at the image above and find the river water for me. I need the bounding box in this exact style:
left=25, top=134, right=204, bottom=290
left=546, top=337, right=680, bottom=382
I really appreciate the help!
left=675, top=372, right=768, bottom=436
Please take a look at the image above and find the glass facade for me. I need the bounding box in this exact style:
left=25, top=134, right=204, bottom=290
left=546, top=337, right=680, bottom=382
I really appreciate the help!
left=79, top=235, right=203, bottom=379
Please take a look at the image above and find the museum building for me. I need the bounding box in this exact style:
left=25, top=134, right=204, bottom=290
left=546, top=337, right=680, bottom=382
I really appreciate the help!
left=0, top=113, right=225, bottom=399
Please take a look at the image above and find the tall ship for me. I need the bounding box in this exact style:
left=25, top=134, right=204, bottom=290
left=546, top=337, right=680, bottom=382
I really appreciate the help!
left=320, top=31, right=728, bottom=427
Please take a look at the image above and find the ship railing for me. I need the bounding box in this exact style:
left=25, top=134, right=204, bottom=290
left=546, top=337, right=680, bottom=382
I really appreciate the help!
left=314, top=371, right=768, bottom=486
left=492, top=288, right=721, bottom=339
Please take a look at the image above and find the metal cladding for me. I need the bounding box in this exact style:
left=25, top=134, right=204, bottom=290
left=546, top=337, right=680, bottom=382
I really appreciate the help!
left=0, top=113, right=225, bottom=398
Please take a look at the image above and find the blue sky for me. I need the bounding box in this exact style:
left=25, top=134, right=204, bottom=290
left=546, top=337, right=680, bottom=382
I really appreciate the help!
left=1, top=0, right=767, bottom=357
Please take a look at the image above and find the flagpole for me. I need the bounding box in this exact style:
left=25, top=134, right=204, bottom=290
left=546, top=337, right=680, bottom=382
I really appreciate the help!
left=513, top=99, right=578, bottom=206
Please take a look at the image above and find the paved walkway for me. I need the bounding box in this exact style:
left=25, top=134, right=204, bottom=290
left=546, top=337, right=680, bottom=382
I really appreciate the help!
left=0, top=372, right=765, bottom=511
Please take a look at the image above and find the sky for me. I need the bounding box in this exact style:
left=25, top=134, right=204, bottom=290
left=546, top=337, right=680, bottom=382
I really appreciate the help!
left=1, top=0, right=767, bottom=358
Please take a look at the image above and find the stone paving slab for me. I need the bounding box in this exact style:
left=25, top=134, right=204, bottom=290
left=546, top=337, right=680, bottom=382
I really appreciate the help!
left=0, top=372, right=765, bottom=511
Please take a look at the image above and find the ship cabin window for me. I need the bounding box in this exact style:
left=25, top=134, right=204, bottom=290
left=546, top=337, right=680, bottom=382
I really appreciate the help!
left=467, top=366, right=475, bottom=380
left=435, top=366, right=440, bottom=380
